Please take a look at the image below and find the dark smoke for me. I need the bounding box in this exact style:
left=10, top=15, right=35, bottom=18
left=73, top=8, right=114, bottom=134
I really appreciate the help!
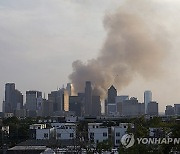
left=69, top=0, right=169, bottom=98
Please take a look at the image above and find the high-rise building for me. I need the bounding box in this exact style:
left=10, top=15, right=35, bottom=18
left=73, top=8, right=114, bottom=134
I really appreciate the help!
left=115, top=96, right=129, bottom=103
left=144, top=90, right=152, bottom=114
left=116, top=96, right=129, bottom=114
left=174, top=104, right=180, bottom=115
left=69, top=95, right=82, bottom=116
left=48, top=91, right=61, bottom=112
left=84, top=81, right=92, bottom=115
left=48, top=88, right=69, bottom=113
left=92, top=96, right=101, bottom=116
left=66, top=83, right=72, bottom=96
left=63, top=90, right=69, bottom=111
left=42, top=99, right=53, bottom=117
left=3, top=83, right=23, bottom=113
left=107, top=85, right=117, bottom=115
left=165, top=105, right=174, bottom=116
left=108, top=85, right=117, bottom=104
left=118, top=97, right=145, bottom=116
left=147, top=101, right=158, bottom=116
left=26, top=91, right=42, bottom=116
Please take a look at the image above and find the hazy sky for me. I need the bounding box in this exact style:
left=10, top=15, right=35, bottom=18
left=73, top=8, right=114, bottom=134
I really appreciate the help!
left=0, top=0, right=180, bottom=112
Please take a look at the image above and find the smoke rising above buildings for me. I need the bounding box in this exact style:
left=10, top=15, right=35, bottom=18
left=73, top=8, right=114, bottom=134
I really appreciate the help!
left=69, top=0, right=169, bottom=98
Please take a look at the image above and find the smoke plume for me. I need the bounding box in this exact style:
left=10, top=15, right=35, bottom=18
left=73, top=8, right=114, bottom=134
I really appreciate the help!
left=69, top=0, right=169, bottom=98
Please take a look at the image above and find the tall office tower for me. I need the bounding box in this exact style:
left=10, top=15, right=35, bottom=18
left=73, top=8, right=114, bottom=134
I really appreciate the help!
left=85, top=81, right=92, bottom=116
left=144, top=90, right=152, bottom=114
left=116, top=95, right=129, bottom=114
left=48, top=91, right=61, bottom=112
left=48, top=88, right=69, bottom=113
left=4, top=83, right=23, bottom=113
left=108, top=85, right=117, bottom=104
left=15, top=90, right=23, bottom=110
left=36, top=96, right=43, bottom=116
left=147, top=101, right=158, bottom=116
left=66, top=83, right=72, bottom=96
left=26, top=91, right=42, bottom=114
left=42, top=99, right=53, bottom=117
left=92, top=96, right=101, bottom=116
left=107, top=85, right=117, bottom=115
left=63, top=89, right=69, bottom=111
left=69, top=96, right=82, bottom=116
left=174, top=104, right=180, bottom=115
left=165, top=105, right=175, bottom=116
left=118, top=97, right=145, bottom=116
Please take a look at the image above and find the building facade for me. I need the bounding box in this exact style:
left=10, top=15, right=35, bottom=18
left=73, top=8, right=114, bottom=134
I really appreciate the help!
left=144, top=91, right=152, bottom=114
left=3, top=83, right=23, bottom=113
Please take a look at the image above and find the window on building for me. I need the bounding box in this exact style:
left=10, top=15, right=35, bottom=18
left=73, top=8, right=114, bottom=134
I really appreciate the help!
left=96, top=140, right=99, bottom=143
left=44, top=133, right=48, bottom=138
left=57, top=133, right=61, bottom=138
left=124, top=126, right=127, bottom=128
left=116, top=140, right=120, bottom=144
left=70, top=133, right=74, bottom=138
left=103, top=132, right=107, bottom=137
left=32, top=133, right=35, bottom=138
left=93, top=125, right=95, bottom=128
left=116, top=132, right=120, bottom=137
left=90, top=132, right=94, bottom=137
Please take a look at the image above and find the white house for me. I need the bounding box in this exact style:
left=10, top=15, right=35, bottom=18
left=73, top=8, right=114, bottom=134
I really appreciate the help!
left=29, top=124, right=54, bottom=140
left=36, top=128, right=55, bottom=140
left=88, top=123, right=108, bottom=145
left=55, top=123, right=76, bottom=140
left=111, top=123, right=134, bottom=147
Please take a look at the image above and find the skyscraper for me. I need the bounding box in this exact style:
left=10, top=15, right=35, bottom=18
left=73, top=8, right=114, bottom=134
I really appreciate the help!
left=69, top=95, right=82, bottom=116
left=165, top=105, right=174, bottom=116
left=144, top=90, right=152, bottom=114
left=63, top=89, right=69, bottom=111
left=108, top=85, right=117, bottom=104
left=174, top=104, right=180, bottom=115
left=66, top=83, right=72, bottom=96
left=92, top=96, right=101, bottom=116
left=48, top=88, right=69, bottom=113
left=4, top=83, right=23, bottom=113
left=26, top=90, right=42, bottom=116
left=147, top=101, right=158, bottom=116
left=85, top=81, right=92, bottom=115
left=107, top=85, right=117, bottom=115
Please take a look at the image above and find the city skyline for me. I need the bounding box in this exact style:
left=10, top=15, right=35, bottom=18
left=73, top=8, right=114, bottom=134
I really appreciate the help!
left=1, top=81, right=161, bottom=115
left=1, top=0, right=180, bottom=112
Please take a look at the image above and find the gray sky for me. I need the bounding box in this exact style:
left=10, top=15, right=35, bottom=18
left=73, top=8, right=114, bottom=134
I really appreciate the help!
left=0, top=0, right=180, bottom=112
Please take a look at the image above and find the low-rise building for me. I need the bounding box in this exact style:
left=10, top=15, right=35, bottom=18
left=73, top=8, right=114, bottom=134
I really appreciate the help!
left=29, top=124, right=55, bottom=140
left=111, top=123, right=134, bottom=147
left=55, top=123, right=76, bottom=140
left=88, top=123, right=108, bottom=145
